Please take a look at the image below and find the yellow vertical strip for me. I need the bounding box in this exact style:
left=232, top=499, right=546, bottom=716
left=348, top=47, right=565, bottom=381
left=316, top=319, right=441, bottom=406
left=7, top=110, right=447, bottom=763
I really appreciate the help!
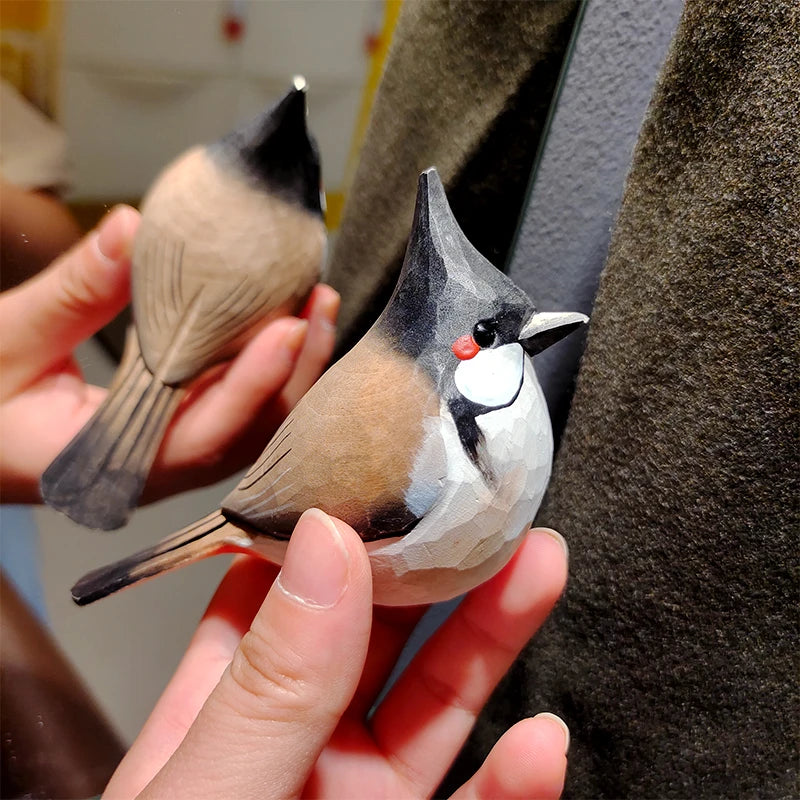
left=0, top=0, right=49, bottom=31
left=1, top=0, right=56, bottom=112
left=345, top=0, right=402, bottom=185
left=327, top=0, right=402, bottom=230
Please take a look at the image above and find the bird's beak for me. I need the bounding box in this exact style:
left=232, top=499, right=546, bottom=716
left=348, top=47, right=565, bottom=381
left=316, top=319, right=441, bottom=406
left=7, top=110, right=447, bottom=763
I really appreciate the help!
left=519, top=311, right=589, bottom=356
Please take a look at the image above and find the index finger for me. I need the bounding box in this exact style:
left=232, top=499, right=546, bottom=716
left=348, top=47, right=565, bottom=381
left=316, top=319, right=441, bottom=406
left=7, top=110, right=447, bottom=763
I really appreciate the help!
left=1, top=206, right=138, bottom=393
left=278, top=283, right=340, bottom=411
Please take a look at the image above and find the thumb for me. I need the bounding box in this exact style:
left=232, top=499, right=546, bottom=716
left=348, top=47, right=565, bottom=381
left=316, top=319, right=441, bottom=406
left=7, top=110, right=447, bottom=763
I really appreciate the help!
left=140, top=509, right=373, bottom=800
left=2, top=205, right=138, bottom=382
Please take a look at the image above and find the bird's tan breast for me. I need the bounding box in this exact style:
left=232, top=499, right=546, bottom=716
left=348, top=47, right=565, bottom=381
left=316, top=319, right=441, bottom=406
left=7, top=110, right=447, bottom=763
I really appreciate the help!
left=132, top=147, right=325, bottom=383
left=222, top=332, right=442, bottom=539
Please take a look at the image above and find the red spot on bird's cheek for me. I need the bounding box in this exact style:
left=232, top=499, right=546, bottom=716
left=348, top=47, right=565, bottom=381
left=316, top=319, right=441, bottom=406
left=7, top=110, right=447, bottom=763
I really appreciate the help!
left=452, top=334, right=480, bottom=360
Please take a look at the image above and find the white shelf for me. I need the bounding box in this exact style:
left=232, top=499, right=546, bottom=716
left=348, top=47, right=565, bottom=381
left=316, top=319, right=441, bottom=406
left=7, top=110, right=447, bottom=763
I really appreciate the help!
left=59, top=0, right=372, bottom=199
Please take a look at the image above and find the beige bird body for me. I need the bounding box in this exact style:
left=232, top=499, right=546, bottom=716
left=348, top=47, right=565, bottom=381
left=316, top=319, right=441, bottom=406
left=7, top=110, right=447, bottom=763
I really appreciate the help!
left=41, top=85, right=326, bottom=530
left=134, top=146, right=325, bottom=383
left=223, top=349, right=552, bottom=606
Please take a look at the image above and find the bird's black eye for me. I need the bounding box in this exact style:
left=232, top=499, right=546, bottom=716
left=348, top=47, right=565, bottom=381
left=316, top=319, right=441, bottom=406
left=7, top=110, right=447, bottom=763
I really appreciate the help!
left=473, top=320, right=497, bottom=348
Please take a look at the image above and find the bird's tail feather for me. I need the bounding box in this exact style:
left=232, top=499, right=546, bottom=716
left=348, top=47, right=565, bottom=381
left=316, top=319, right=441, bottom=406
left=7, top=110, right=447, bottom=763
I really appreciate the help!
left=71, top=510, right=249, bottom=605
left=40, top=343, right=184, bottom=531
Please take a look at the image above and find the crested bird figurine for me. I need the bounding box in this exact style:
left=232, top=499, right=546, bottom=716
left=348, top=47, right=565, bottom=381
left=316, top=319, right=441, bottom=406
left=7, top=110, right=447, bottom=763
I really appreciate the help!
left=41, top=80, right=326, bottom=531
left=72, top=167, right=587, bottom=606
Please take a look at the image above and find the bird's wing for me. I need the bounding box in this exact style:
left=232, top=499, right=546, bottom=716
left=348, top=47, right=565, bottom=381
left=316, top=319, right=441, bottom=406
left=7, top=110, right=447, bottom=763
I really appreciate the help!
left=221, top=333, right=446, bottom=541
left=130, top=219, right=270, bottom=384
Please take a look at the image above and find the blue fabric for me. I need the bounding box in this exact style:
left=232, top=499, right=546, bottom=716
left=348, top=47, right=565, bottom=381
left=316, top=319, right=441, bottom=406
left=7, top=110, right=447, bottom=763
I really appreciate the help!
left=0, top=505, right=47, bottom=622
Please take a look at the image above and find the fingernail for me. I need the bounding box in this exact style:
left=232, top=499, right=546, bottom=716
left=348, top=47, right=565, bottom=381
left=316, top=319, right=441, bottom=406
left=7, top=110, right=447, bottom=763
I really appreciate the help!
left=538, top=527, right=569, bottom=561
left=321, top=289, right=340, bottom=321
left=283, top=319, right=308, bottom=358
left=535, top=712, right=570, bottom=755
left=277, top=508, right=349, bottom=608
left=96, top=206, right=136, bottom=264
left=317, top=290, right=340, bottom=335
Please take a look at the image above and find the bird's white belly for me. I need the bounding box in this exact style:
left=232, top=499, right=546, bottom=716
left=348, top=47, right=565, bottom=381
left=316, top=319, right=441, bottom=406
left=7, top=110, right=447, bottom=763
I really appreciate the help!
left=367, top=358, right=553, bottom=605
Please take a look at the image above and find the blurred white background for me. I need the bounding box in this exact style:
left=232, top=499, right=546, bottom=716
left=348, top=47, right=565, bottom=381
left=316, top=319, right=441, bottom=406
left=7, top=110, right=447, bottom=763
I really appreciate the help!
left=59, top=0, right=378, bottom=202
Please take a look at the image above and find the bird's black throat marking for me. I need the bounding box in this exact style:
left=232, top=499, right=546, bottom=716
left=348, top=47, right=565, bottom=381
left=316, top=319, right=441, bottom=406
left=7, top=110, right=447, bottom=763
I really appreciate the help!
left=449, top=397, right=484, bottom=464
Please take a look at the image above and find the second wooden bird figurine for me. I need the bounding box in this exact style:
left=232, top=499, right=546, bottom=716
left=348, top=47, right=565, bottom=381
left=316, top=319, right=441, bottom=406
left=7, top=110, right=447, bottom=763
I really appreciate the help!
left=41, top=81, right=326, bottom=531
left=73, top=168, right=587, bottom=606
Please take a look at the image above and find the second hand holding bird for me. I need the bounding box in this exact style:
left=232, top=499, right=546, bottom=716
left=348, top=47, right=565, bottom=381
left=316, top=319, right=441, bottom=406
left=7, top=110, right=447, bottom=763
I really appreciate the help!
left=40, top=83, right=327, bottom=529
left=0, top=206, right=339, bottom=507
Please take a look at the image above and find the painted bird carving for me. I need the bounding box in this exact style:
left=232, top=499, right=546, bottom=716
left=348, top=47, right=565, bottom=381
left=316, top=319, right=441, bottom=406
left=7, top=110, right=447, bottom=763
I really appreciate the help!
left=73, top=168, right=586, bottom=606
left=41, top=80, right=326, bottom=530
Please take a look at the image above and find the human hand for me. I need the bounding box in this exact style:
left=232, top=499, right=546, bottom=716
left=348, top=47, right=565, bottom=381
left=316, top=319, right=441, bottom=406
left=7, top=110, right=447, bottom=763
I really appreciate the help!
left=0, top=206, right=339, bottom=504
left=103, top=512, right=570, bottom=799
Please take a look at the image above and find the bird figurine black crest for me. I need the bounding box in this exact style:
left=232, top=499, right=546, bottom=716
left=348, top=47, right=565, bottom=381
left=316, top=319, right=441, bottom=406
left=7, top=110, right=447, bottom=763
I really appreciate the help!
left=72, top=167, right=587, bottom=607
left=41, top=79, right=326, bottom=531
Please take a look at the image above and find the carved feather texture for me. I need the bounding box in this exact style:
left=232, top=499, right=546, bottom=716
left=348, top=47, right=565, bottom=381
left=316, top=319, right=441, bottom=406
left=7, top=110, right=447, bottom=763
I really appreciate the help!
left=70, top=511, right=251, bottom=605
left=133, top=148, right=325, bottom=384
left=40, top=333, right=184, bottom=530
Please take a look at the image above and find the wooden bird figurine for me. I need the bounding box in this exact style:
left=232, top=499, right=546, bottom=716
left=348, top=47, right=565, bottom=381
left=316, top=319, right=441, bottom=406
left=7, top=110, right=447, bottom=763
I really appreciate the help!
left=41, top=80, right=326, bottom=531
left=72, top=167, right=587, bottom=606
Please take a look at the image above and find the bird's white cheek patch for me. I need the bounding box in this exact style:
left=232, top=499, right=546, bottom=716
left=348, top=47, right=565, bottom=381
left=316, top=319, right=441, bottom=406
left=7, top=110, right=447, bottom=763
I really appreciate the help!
left=454, top=343, right=524, bottom=407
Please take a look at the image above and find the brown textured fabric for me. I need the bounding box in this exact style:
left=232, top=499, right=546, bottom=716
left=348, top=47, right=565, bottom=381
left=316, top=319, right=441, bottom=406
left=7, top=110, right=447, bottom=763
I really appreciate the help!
left=445, top=1, right=799, bottom=797
left=1, top=574, right=125, bottom=798
left=328, top=0, right=579, bottom=353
